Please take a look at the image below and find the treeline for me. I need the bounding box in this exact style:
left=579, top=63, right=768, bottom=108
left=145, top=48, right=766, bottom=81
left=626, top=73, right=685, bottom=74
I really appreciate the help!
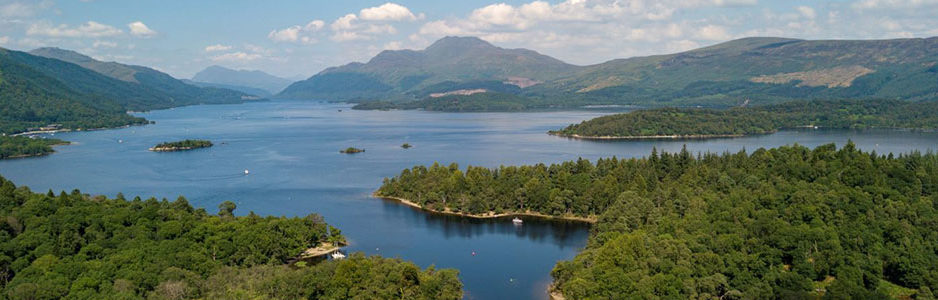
left=0, top=175, right=462, bottom=299
left=552, top=99, right=938, bottom=138
left=0, top=49, right=148, bottom=135
left=378, top=144, right=938, bottom=298
left=151, top=139, right=213, bottom=150
left=0, top=136, right=68, bottom=159
left=353, top=92, right=549, bottom=112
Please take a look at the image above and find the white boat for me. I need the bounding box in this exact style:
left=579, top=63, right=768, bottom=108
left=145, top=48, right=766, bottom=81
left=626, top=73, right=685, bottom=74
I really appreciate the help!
left=244, top=169, right=250, bottom=175
left=512, top=217, right=523, bottom=224
left=331, top=251, right=346, bottom=260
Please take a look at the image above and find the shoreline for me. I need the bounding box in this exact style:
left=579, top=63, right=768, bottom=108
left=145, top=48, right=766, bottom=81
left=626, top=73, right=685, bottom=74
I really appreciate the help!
left=374, top=193, right=597, bottom=223
left=298, top=242, right=344, bottom=259
left=548, top=132, right=746, bottom=140
left=149, top=146, right=209, bottom=152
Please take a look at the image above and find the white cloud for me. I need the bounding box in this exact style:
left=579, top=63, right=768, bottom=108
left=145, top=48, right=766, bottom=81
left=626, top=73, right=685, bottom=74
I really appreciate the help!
left=269, top=19, right=324, bottom=43
left=93, top=40, right=117, bottom=48
left=211, top=52, right=261, bottom=62
left=697, top=25, right=731, bottom=40
left=128, top=21, right=157, bottom=37
left=383, top=41, right=403, bottom=50
left=0, top=36, right=9, bottom=45
left=331, top=14, right=358, bottom=31
left=269, top=25, right=302, bottom=42
left=304, top=20, right=325, bottom=31
left=27, top=21, right=122, bottom=38
left=359, top=3, right=419, bottom=21
left=797, top=6, right=816, bottom=19
left=0, top=1, right=52, bottom=18
left=204, top=44, right=232, bottom=52
left=853, top=0, right=938, bottom=10
left=331, top=31, right=370, bottom=42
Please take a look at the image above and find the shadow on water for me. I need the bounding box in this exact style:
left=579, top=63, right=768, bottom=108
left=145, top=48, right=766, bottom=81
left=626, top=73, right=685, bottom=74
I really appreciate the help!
left=381, top=199, right=591, bottom=248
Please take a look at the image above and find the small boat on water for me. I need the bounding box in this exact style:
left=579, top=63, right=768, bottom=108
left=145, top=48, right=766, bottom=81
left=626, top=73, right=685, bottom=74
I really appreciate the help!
left=512, top=217, right=523, bottom=224
left=244, top=169, right=250, bottom=175
left=331, top=251, right=346, bottom=260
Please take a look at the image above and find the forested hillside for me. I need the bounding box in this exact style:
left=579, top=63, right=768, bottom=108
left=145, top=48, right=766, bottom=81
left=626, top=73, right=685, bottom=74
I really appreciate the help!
left=294, top=36, right=938, bottom=110
left=0, top=49, right=148, bottom=134
left=378, top=144, right=938, bottom=299
left=552, top=99, right=938, bottom=138
left=0, top=175, right=463, bottom=299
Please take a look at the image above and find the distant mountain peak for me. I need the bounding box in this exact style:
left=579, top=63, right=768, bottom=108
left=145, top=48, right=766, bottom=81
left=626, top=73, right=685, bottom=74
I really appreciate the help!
left=30, top=47, right=96, bottom=63
left=192, top=65, right=292, bottom=94
left=426, top=36, right=496, bottom=53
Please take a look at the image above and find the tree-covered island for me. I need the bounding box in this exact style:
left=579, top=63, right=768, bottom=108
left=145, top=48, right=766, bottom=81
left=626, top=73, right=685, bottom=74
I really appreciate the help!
left=0, top=175, right=463, bottom=299
left=378, top=143, right=938, bottom=299
left=551, top=99, right=938, bottom=139
left=149, top=139, right=214, bottom=152
left=340, top=147, right=365, bottom=154
left=0, top=136, right=69, bottom=159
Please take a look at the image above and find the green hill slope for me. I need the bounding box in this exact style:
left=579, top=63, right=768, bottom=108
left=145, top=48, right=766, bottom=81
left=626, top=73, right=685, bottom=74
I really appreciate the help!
left=278, top=36, right=580, bottom=101
left=292, top=36, right=938, bottom=109
left=29, top=47, right=255, bottom=110
left=545, top=37, right=938, bottom=106
left=0, top=48, right=146, bottom=134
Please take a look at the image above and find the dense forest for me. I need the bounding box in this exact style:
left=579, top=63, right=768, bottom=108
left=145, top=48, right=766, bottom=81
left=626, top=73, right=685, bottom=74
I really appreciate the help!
left=150, top=139, right=213, bottom=151
left=378, top=143, right=938, bottom=298
left=352, top=92, right=548, bottom=112
left=552, top=99, right=938, bottom=138
left=0, top=175, right=463, bottom=299
left=0, top=136, right=68, bottom=159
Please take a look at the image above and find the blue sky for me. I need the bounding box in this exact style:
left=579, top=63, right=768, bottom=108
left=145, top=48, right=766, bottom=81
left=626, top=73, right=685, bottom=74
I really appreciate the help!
left=1, top=0, right=936, bottom=79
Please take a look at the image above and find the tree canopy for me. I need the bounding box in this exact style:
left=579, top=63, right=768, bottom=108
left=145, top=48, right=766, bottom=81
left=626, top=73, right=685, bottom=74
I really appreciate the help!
left=0, top=175, right=463, bottom=299
left=379, top=143, right=938, bottom=299
left=552, top=99, right=938, bottom=138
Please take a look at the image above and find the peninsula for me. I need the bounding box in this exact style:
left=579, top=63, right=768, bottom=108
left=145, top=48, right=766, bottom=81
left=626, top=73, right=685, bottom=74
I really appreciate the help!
left=551, top=99, right=938, bottom=139
left=0, top=136, right=70, bottom=159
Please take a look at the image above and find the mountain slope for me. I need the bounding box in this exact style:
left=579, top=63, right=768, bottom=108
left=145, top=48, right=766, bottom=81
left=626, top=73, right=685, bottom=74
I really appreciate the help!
left=182, top=79, right=272, bottom=97
left=278, top=36, right=581, bottom=100
left=192, top=65, right=292, bottom=94
left=545, top=36, right=938, bottom=106
left=29, top=48, right=255, bottom=110
left=291, top=36, right=938, bottom=108
left=0, top=48, right=146, bottom=134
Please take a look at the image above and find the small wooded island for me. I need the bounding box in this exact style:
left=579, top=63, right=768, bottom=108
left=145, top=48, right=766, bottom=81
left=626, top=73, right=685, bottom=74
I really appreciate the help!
left=0, top=136, right=69, bottom=159
left=551, top=99, right=938, bottom=139
left=340, top=147, right=365, bottom=154
left=149, top=139, right=213, bottom=152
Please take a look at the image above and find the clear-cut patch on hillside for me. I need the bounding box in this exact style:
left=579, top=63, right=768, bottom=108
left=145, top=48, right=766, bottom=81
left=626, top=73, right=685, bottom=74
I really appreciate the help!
left=577, top=76, right=625, bottom=93
left=749, top=65, right=875, bottom=88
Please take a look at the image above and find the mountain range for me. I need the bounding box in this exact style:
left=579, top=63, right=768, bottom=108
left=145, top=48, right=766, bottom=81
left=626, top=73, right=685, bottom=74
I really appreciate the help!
left=278, top=36, right=579, bottom=101
left=0, top=47, right=255, bottom=134
left=191, top=65, right=293, bottom=96
left=280, top=36, right=938, bottom=109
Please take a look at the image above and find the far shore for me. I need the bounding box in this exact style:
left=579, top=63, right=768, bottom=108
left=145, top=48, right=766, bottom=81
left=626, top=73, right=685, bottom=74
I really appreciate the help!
left=548, top=132, right=746, bottom=140
left=374, top=193, right=597, bottom=223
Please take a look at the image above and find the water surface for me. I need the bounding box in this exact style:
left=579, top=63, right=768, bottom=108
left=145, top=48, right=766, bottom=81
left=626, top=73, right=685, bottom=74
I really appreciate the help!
left=1, top=100, right=936, bottom=299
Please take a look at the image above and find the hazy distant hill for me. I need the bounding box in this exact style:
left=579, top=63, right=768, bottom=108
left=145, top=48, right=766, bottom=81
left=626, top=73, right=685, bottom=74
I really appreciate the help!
left=278, top=36, right=580, bottom=101
left=0, top=48, right=146, bottom=134
left=182, top=79, right=272, bottom=97
left=29, top=47, right=253, bottom=110
left=286, top=36, right=938, bottom=109
left=192, top=65, right=292, bottom=95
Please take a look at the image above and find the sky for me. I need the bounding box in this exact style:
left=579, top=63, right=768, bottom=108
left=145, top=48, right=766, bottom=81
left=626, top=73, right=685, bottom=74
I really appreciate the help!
left=1, top=0, right=936, bottom=80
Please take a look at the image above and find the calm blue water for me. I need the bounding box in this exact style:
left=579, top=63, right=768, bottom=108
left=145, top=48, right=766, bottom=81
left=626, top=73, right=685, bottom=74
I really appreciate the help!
left=2, top=100, right=937, bottom=299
